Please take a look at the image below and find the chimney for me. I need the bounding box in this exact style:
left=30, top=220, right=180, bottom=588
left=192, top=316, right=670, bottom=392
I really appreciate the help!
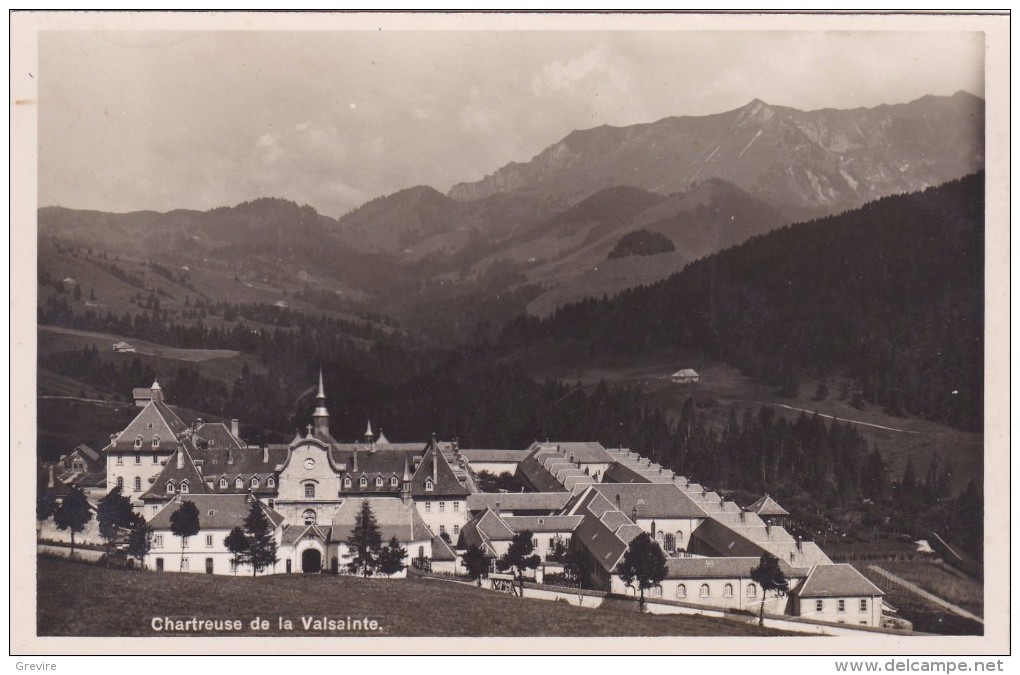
left=765, top=522, right=772, bottom=537
left=151, top=379, right=163, bottom=403
left=262, top=446, right=269, bottom=463
left=231, top=419, right=240, bottom=440
left=432, top=455, right=438, bottom=483
left=615, top=494, right=621, bottom=510
left=495, top=501, right=500, bottom=516
left=177, top=450, right=184, bottom=469
left=739, top=509, right=746, bottom=522
left=569, top=452, right=574, bottom=464
left=227, top=450, right=233, bottom=465
left=196, top=418, right=203, bottom=429
left=48, top=465, right=54, bottom=488
left=352, top=447, right=358, bottom=473
left=796, top=536, right=803, bottom=552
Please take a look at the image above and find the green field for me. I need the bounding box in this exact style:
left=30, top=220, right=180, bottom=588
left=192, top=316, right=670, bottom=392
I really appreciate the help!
left=37, top=557, right=789, bottom=638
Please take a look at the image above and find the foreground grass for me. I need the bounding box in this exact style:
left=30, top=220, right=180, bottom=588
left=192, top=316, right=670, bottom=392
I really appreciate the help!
left=38, top=557, right=789, bottom=637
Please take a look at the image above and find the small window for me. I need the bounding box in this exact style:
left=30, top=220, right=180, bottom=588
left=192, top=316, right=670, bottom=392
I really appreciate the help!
left=268, top=499, right=275, bottom=509
left=390, top=476, right=398, bottom=487
left=134, top=435, right=143, bottom=448
left=439, top=501, right=446, bottom=512
left=133, top=476, right=141, bottom=492
left=166, top=481, right=175, bottom=494
left=700, top=584, right=710, bottom=598
left=724, top=583, right=733, bottom=598
left=549, top=538, right=556, bottom=547
left=860, top=620, right=868, bottom=625
left=154, top=535, right=163, bottom=548
left=152, top=455, right=159, bottom=464
left=425, top=479, right=434, bottom=492
left=359, top=476, right=368, bottom=487
left=181, top=557, right=189, bottom=572
left=267, top=477, right=275, bottom=488
left=439, top=525, right=446, bottom=535
left=676, top=584, right=687, bottom=599
left=305, top=483, right=316, bottom=499
left=343, top=476, right=352, bottom=488
left=747, top=583, right=757, bottom=598
left=453, top=501, right=459, bottom=512
left=235, top=477, right=243, bottom=489
left=206, top=534, right=213, bottom=548
left=816, top=599, right=824, bottom=612
left=859, top=599, right=868, bottom=612
left=117, top=476, right=124, bottom=489
left=180, top=481, right=190, bottom=494
left=648, top=586, right=662, bottom=598
left=838, top=599, right=846, bottom=613
left=219, top=478, right=227, bottom=489
left=531, top=538, right=538, bottom=549
left=251, top=477, right=260, bottom=489
left=151, top=505, right=158, bottom=516
left=425, top=502, right=431, bottom=513
left=152, top=436, right=160, bottom=448
left=375, top=476, right=383, bottom=487
left=134, top=453, right=141, bottom=465
left=453, top=525, right=459, bottom=535
left=116, top=454, right=123, bottom=465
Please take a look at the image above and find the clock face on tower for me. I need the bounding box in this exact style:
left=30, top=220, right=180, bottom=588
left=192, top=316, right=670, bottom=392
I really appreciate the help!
left=304, top=458, right=315, bottom=470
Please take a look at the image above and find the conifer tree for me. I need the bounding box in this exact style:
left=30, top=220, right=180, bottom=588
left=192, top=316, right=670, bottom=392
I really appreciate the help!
left=347, top=500, right=382, bottom=577
left=97, top=485, right=135, bottom=566
left=243, top=500, right=279, bottom=577
left=53, top=486, right=93, bottom=557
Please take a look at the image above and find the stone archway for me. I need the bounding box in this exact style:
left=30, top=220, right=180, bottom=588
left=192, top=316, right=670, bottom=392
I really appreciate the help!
left=301, top=547, right=322, bottom=573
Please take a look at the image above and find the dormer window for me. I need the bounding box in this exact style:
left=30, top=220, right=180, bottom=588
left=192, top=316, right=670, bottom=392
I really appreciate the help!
left=166, top=481, right=176, bottom=494
left=251, top=477, right=260, bottom=489
left=359, top=476, right=368, bottom=487
left=266, top=477, right=275, bottom=489
left=152, top=435, right=160, bottom=448
left=425, top=479, right=434, bottom=492
left=134, top=435, right=143, bottom=448
left=180, top=480, right=190, bottom=494
left=375, top=476, right=383, bottom=487
left=219, top=478, right=227, bottom=489
left=390, top=476, right=398, bottom=487
left=343, top=476, right=352, bottom=488
left=235, top=477, right=243, bottom=489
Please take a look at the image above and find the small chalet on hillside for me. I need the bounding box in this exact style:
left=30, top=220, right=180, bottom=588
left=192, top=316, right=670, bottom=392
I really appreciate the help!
left=671, top=368, right=700, bottom=385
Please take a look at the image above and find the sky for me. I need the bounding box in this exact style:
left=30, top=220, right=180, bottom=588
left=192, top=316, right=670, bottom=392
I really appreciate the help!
left=38, top=28, right=985, bottom=218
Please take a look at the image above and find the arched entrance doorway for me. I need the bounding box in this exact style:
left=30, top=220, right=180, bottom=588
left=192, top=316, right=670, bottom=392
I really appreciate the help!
left=301, top=548, right=322, bottom=573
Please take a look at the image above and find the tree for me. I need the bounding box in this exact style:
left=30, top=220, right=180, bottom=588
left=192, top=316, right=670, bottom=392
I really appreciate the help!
left=243, top=501, right=279, bottom=577
left=750, top=552, right=790, bottom=627
left=223, top=526, right=249, bottom=575
left=813, top=379, right=830, bottom=401
left=97, top=486, right=135, bottom=566
left=378, top=535, right=408, bottom=577
left=461, top=544, right=491, bottom=587
left=53, top=486, right=93, bottom=557
left=169, top=500, right=201, bottom=572
left=616, top=532, right=667, bottom=610
left=36, top=494, right=57, bottom=524
left=347, top=500, right=382, bottom=577
left=496, top=530, right=541, bottom=598
left=563, top=547, right=594, bottom=589
left=125, top=513, right=154, bottom=567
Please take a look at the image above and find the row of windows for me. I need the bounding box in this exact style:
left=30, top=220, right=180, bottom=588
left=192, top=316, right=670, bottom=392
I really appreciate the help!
left=133, top=435, right=161, bottom=449
left=422, top=501, right=459, bottom=513
left=675, top=583, right=757, bottom=599
left=342, top=475, right=401, bottom=489
left=817, top=599, right=869, bottom=613
left=216, top=476, right=275, bottom=490
left=437, top=525, right=460, bottom=536
left=114, top=454, right=161, bottom=465
left=152, top=534, right=222, bottom=549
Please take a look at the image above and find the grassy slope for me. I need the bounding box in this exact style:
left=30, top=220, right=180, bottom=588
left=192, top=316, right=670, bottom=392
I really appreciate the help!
left=520, top=349, right=982, bottom=498
left=37, top=557, right=788, bottom=638
left=852, top=563, right=982, bottom=636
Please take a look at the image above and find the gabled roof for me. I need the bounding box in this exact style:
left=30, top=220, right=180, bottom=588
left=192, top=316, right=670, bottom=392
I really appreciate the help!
left=474, top=509, right=516, bottom=541
left=672, top=369, right=699, bottom=378
left=748, top=494, right=790, bottom=517
left=525, top=441, right=614, bottom=464
left=329, top=447, right=418, bottom=495
left=112, top=400, right=189, bottom=452
left=591, top=483, right=708, bottom=519
left=149, top=494, right=282, bottom=531
left=132, top=387, right=152, bottom=399
left=408, top=444, right=468, bottom=498
left=329, top=498, right=432, bottom=544
left=794, top=564, right=884, bottom=598
left=195, top=422, right=244, bottom=451
left=431, top=535, right=458, bottom=561
left=465, top=492, right=572, bottom=514
left=689, top=517, right=768, bottom=558
left=141, top=442, right=210, bottom=499
left=199, top=445, right=289, bottom=495
left=69, top=444, right=100, bottom=462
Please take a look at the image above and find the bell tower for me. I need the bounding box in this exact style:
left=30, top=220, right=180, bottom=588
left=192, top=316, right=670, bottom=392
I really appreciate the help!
left=312, top=369, right=330, bottom=439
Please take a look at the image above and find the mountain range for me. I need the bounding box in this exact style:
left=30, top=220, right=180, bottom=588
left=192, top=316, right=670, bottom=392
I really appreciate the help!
left=39, top=92, right=984, bottom=329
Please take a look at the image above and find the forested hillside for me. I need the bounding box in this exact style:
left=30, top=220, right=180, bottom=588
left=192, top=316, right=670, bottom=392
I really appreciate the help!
left=501, top=173, right=984, bottom=432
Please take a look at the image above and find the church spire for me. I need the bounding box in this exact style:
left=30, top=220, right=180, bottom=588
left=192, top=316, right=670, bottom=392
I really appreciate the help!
left=312, top=369, right=330, bottom=438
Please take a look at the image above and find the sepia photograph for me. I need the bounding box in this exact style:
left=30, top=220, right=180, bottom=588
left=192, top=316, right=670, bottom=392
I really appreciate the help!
left=11, top=10, right=1010, bottom=660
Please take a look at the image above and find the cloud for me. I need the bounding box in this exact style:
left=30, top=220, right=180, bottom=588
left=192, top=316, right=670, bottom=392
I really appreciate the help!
left=531, top=44, right=631, bottom=97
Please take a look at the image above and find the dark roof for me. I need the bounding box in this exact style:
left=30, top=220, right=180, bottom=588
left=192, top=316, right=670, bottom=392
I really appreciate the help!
left=408, top=445, right=468, bottom=498
left=591, top=483, right=708, bottom=519
left=602, top=462, right=653, bottom=484
left=473, top=509, right=516, bottom=541
left=431, top=535, right=457, bottom=561
left=570, top=489, right=643, bottom=572
left=141, top=442, right=210, bottom=499
left=665, top=556, right=801, bottom=580
left=460, top=448, right=529, bottom=463
left=149, top=494, right=282, bottom=530
left=330, top=447, right=418, bottom=496
left=195, top=422, right=244, bottom=451
left=794, top=564, right=885, bottom=598
left=199, top=445, right=288, bottom=495
left=466, top=492, right=573, bottom=513
left=132, top=387, right=152, bottom=399
left=282, top=523, right=330, bottom=545
left=748, top=494, right=790, bottom=517
left=74, top=472, right=107, bottom=488
left=516, top=449, right=570, bottom=493
left=329, top=498, right=432, bottom=543
left=689, top=517, right=768, bottom=558
left=112, top=400, right=189, bottom=453
left=71, top=444, right=100, bottom=462
left=457, top=517, right=497, bottom=557
left=500, top=515, right=583, bottom=533
left=526, top=441, right=614, bottom=464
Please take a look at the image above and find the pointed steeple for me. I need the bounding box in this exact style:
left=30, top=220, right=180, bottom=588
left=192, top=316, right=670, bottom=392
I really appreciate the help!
left=364, top=419, right=374, bottom=440
left=401, top=454, right=412, bottom=504
left=312, top=369, right=330, bottom=439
